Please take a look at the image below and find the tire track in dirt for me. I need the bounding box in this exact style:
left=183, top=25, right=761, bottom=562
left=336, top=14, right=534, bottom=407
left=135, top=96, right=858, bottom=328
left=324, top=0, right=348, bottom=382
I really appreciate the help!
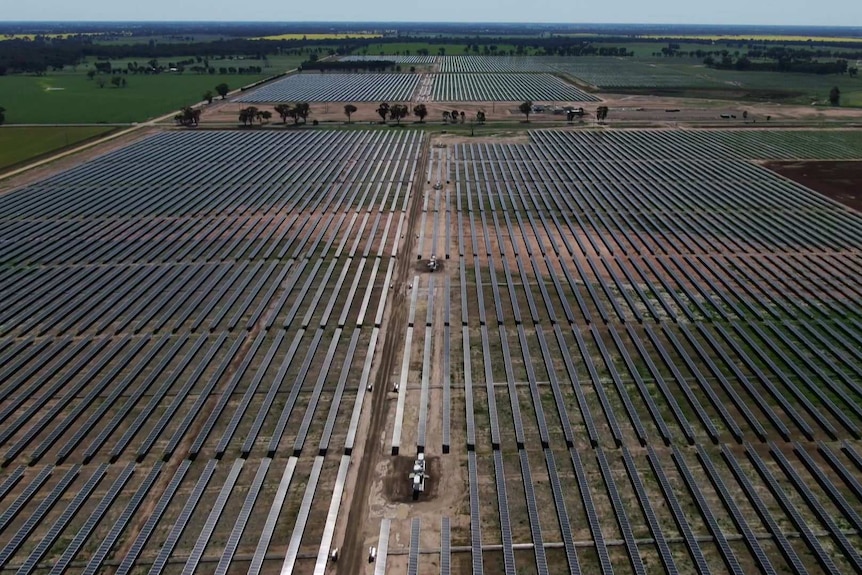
left=339, top=135, right=430, bottom=573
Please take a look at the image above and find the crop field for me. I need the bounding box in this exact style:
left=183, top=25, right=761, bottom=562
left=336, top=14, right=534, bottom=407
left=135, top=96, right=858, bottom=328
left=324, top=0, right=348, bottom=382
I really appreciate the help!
left=547, top=57, right=862, bottom=102
left=0, top=72, right=285, bottom=124
left=373, top=128, right=862, bottom=575
left=0, top=129, right=425, bottom=574
left=236, top=73, right=421, bottom=102
left=430, top=73, right=599, bottom=102
left=2, top=126, right=862, bottom=575
left=0, top=126, right=114, bottom=171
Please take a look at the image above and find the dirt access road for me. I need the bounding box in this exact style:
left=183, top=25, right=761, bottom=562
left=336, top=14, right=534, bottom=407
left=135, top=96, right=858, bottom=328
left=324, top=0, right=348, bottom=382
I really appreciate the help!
left=338, top=136, right=431, bottom=573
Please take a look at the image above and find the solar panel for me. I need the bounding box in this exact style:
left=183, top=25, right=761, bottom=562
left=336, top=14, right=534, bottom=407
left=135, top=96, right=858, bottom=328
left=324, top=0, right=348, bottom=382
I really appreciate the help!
left=147, top=460, right=216, bottom=575
left=670, top=446, right=743, bottom=575
left=215, top=458, right=271, bottom=575
left=493, top=451, right=516, bottom=575
left=594, top=447, right=646, bottom=575
left=619, top=446, right=678, bottom=575
left=499, top=326, right=525, bottom=448
left=248, top=457, right=298, bottom=575
left=50, top=463, right=134, bottom=575
left=82, top=462, right=164, bottom=575
left=440, top=517, right=451, bottom=575
left=294, top=330, right=341, bottom=454
left=0, top=466, right=53, bottom=534
left=645, top=446, right=711, bottom=575
left=719, top=445, right=809, bottom=575
left=694, top=446, right=776, bottom=575
left=115, top=460, right=191, bottom=575
left=468, top=451, right=484, bottom=575
left=181, top=458, right=244, bottom=575
left=767, top=443, right=862, bottom=571
left=110, top=335, right=207, bottom=460
left=519, top=450, right=549, bottom=575
left=0, top=467, right=24, bottom=502
left=15, top=464, right=107, bottom=575
left=374, top=518, right=391, bottom=575
left=407, top=517, right=421, bottom=575
left=280, top=455, right=324, bottom=575
left=216, top=329, right=287, bottom=457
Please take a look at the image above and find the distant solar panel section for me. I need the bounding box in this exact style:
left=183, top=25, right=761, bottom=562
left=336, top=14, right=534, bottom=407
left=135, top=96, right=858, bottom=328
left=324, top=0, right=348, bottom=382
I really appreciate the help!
left=238, top=73, right=420, bottom=102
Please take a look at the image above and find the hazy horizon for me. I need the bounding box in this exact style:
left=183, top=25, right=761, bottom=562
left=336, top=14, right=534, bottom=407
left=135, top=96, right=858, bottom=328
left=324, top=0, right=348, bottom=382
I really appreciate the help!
left=3, top=0, right=861, bottom=28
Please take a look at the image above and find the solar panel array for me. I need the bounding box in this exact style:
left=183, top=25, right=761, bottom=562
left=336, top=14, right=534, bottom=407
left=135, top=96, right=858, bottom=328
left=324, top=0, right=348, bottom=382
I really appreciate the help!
left=3, top=126, right=862, bottom=574
left=398, top=129, right=862, bottom=574
left=0, top=129, right=424, bottom=573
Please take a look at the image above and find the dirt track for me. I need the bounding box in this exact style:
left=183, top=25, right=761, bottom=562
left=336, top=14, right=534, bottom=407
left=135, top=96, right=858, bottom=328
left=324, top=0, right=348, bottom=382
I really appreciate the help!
left=338, top=136, right=430, bottom=573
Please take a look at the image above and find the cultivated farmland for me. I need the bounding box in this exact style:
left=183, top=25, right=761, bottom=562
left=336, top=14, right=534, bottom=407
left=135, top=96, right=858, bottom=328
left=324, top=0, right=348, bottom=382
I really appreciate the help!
left=236, top=73, right=421, bottom=102
left=1, top=126, right=861, bottom=575
left=430, top=73, right=598, bottom=102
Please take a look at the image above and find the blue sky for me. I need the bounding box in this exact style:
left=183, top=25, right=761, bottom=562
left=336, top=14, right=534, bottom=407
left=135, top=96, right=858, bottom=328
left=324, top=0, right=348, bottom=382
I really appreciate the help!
left=4, top=0, right=861, bottom=26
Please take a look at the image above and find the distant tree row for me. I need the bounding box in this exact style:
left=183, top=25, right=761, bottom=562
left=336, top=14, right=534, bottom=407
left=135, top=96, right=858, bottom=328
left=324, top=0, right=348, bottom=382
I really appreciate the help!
left=704, top=54, right=856, bottom=75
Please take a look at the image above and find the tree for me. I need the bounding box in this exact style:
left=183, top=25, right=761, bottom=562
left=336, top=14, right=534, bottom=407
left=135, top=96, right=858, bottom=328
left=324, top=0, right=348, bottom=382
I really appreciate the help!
left=376, top=102, right=390, bottom=123
left=96, top=77, right=106, bottom=88
left=110, top=76, right=122, bottom=88
left=742, top=110, right=748, bottom=120
left=294, top=102, right=311, bottom=124
left=476, top=110, right=486, bottom=123
left=413, top=103, right=428, bottom=123
left=519, top=101, right=533, bottom=121
left=86, top=70, right=96, bottom=80
left=442, top=111, right=450, bottom=123
left=0, top=107, right=5, bottom=125
left=829, top=86, right=841, bottom=106
left=239, top=106, right=259, bottom=126
left=203, top=90, right=213, bottom=104
left=256, top=109, right=272, bottom=125
left=389, top=104, right=409, bottom=125
left=174, top=106, right=200, bottom=127
left=344, top=104, right=357, bottom=124
left=451, top=109, right=459, bottom=123
left=274, top=104, right=293, bottom=124
left=460, top=111, right=466, bottom=124
left=215, top=83, right=230, bottom=100
left=596, top=105, right=609, bottom=122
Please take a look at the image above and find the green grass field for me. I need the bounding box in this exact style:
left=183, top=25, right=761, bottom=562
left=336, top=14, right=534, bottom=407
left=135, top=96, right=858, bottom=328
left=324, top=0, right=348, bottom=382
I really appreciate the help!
left=0, top=126, right=114, bottom=171
left=0, top=55, right=303, bottom=124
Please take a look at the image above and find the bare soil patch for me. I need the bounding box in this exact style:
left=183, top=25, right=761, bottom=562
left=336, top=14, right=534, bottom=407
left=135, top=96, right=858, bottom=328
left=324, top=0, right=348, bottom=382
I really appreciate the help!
left=762, top=160, right=862, bottom=213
